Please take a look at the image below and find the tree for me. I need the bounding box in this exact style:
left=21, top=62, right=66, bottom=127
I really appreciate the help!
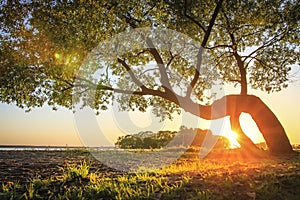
left=115, top=130, right=176, bottom=149
left=206, top=0, right=300, bottom=153
left=115, top=135, right=143, bottom=149
left=1, top=0, right=299, bottom=154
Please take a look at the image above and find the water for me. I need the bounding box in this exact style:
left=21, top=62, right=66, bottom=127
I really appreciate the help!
left=0, top=146, right=116, bottom=151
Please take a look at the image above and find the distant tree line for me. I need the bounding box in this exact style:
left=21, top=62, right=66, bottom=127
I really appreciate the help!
left=115, top=126, right=230, bottom=149
left=115, top=130, right=176, bottom=149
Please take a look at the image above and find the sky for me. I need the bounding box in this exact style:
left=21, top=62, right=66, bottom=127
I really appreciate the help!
left=0, top=3, right=299, bottom=149
left=1, top=70, right=300, bottom=147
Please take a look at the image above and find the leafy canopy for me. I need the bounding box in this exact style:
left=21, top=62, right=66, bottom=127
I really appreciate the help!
left=0, top=0, right=299, bottom=117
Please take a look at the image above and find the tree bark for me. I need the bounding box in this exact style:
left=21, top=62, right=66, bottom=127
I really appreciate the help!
left=233, top=51, right=247, bottom=95
left=179, top=94, right=293, bottom=154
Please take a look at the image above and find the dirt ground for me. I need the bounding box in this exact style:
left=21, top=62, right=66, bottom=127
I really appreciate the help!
left=0, top=150, right=115, bottom=184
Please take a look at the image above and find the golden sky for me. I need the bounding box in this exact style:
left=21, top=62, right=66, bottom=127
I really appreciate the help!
left=1, top=59, right=300, bottom=149
left=1, top=78, right=300, bottom=147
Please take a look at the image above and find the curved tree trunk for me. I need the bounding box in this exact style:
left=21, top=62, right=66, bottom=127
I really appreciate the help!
left=179, top=94, right=293, bottom=154
left=223, top=95, right=293, bottom=154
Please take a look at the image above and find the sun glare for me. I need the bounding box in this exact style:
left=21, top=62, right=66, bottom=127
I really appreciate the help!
left=54, top=53, right=61, bottom=59
left=226, top=131, right=240, bottom=149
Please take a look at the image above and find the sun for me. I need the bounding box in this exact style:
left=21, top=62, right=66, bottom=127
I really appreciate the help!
left=226, top=131, right=240, bottom=149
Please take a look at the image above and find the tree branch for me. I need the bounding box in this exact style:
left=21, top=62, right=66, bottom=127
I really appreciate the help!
left=186, top=0, right=223, bottom=97
left=112, top=88, right=144, bottom=95
left=204, top=44, right=232, bottom=50
left=102, top=86, right=178, bottom=105
left=137, top=49, right=150, bottom=56
left=139, top=67, right=159, bottom=76
left=243, top=56, right=267, bottom=68
left=74, top=77, right=113, bottom=91
left=145, top=37, right=173, bottom=92
left=166, top=52, right=179, bottom=69
left=244, top=56, right=255, bottom=69
left=117, top=57, right=146, bottom=90
left=214, top=51, right=233, bottom=67
left=229, top=32, right=247, bottom=95
left=123, top=3, right=156, bottom=29
left=242, top=30, right=288, bottom=62
left=184, top=0, right=207, bottom=32
left=228, top=79, right=241, bottom=83
left=124, top=13, right=139, bottom=28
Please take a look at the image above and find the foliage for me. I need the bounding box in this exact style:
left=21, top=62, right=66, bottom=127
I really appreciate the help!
left=208, top=0, right=300, bottom=93
left=115, top=130, right=177, bottom=149
left=0, top=0, right=298, bottom=116
left=115, top=126, right=230, bottom=149
left=0, top=1, right=298, bottom=153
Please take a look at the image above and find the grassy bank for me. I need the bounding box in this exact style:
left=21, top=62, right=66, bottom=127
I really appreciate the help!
left=1, top=150, right=300, bottom=200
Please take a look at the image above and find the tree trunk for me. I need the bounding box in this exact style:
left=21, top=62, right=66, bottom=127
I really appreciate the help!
left=230, top=113, right=259, bottom=152
left=225, top=95, right=293, bottom=154
left=179, top=95, right=293, bottom=154
left=233, top=51, right=248, bottom=95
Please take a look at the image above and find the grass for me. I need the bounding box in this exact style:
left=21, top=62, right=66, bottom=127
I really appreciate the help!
left=1, top=149, right=300, bottom=199
left=61, top=160, right=90, bottom=182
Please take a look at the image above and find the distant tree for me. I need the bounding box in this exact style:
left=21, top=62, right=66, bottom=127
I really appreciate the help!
left=143, top=137, right=158, bottom=149
left=114, top=128, right=228, bottom=150
left=115, top=130, right=177, bottom=149
left=1, top=0, right=299, bottom=154
left=156, top=131, right=177, bottom=147
left=115, top=135, right=143, bottom=149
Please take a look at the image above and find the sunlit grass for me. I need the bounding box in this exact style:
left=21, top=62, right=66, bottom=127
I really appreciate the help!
left=61, top=160, right=90, bottom=182
left=1, top=151, right=300, bottom=199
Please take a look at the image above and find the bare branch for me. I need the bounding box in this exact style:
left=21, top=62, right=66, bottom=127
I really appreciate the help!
left=78, top=88, right=90, bottom=97
left=123, top=4, right=156, bottom=28
left=60, top=78, right=75, bottom=92
left=201, top=0, right=223, bottom=48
